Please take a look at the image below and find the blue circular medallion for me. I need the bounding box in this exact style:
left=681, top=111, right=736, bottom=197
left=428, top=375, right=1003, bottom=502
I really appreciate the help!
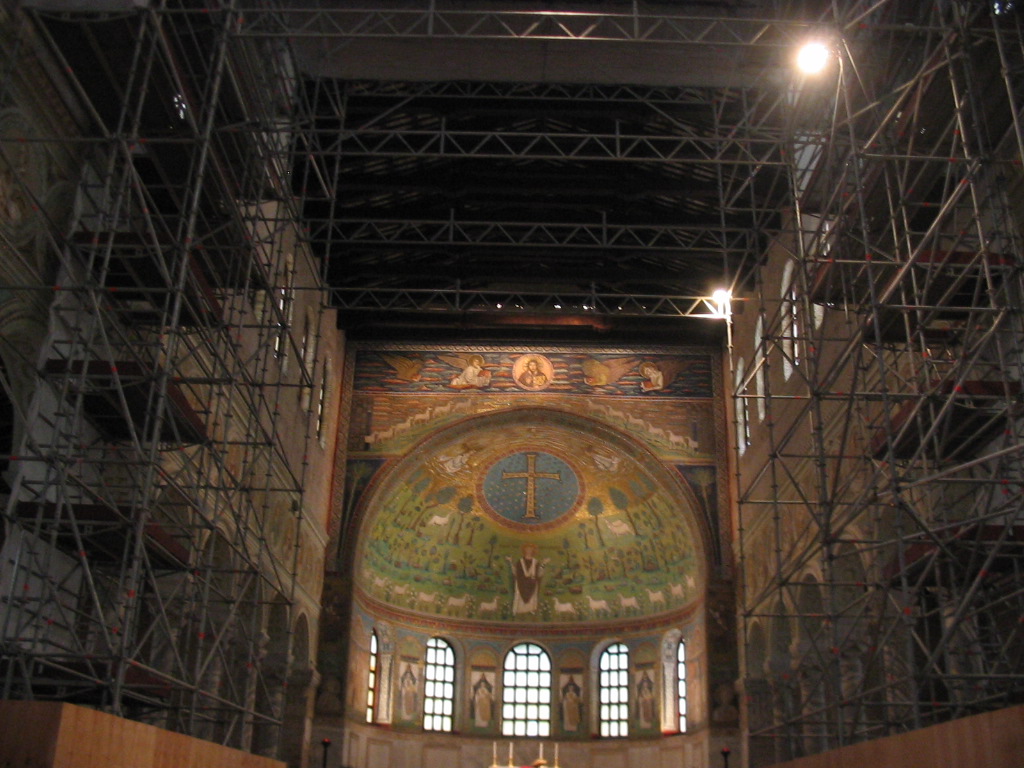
left=481, top=451, right=581, bottom=528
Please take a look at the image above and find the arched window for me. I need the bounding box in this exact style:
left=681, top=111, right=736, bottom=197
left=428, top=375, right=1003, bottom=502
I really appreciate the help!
left=677, top=639, right=688, bottom=733
left=423, top=637, right=456, bottom=732
left=299, top=309, right=316, bottom=408
left=754, top=316, right=766, bottom=422
left=781, top=260, right=800, bottom=380
left=812, top=218, right=831, bottom=330
left=735, top=358, right=750, bottom=455
left=316, top=356, right=332, bottom=446
left=273, top=252, right=295, bottom=364
left=598, top=642, right=629, bottom=738
left=501, top=642, right=552, bottom=737
left=366, top=630, right=379, bottom=723
left=300, top=312, right=310, bottom=371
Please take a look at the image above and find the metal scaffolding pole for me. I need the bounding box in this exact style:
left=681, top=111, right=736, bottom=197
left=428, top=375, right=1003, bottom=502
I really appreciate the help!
left=735, top=2, right=1024, bottom=764
left=0, top=1, right=328, bottom=757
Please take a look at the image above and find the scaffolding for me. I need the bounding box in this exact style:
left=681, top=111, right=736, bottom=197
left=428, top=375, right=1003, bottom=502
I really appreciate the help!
left=0, top=2, right=801, bottom=754
left=5, top=0, right=1024, bottom=764
left=737, top=1, right=1024, bottom=764
left=0, top=1, right=328, bottom=756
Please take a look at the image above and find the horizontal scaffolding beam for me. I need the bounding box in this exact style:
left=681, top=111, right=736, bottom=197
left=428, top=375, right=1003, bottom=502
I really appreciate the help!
left=235, top=7, right=823, bottom=47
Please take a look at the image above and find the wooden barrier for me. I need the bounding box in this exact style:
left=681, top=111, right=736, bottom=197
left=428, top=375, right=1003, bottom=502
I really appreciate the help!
left=0, top=701, right=285, bottom=768
left=769, top=704, right=1024, bottom=768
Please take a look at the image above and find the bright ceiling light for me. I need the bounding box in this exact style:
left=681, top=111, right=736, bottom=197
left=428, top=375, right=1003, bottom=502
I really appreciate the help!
left=711, top=288, right=732, bottom=318
left=796, top=41, right=830, bottom=75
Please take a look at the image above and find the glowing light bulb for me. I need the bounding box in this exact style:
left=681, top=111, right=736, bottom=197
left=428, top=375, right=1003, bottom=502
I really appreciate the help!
left=796, top=41, right=830, bottom=74
left=712, top=288, right=731, bottom=317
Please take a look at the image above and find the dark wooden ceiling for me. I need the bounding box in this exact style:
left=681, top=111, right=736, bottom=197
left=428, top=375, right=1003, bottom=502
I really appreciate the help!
left=295, top=78, right=792, bottom=342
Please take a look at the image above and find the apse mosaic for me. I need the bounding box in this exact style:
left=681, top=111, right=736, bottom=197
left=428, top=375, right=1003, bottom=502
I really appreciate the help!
left=347, top=349, right=719, bottom=462
left=480, top=450, right=583, bottom=530
left=352, top=408, right=706, bottom=627
left=355, top=350, right=713, bottom=397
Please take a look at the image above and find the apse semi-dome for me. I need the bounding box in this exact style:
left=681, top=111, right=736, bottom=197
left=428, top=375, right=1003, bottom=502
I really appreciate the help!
left=354, top=408, right=706, bottom=628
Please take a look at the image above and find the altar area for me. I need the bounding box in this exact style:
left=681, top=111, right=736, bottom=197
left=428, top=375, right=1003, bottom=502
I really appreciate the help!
left=492, top=741, right=560, bottom=768
left=335, top=718, right=710, bottom=768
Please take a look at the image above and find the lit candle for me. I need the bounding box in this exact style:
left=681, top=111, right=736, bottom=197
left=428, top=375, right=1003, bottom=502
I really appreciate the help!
left=508, top=742, right=513, bottom=767
left=492, top=742, right=497, bottom=767
left=539, top=744, right=544, bottom=761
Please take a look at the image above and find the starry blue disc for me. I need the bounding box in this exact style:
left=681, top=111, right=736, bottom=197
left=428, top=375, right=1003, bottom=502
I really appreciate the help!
left=482, top=451, right=580, bottom=526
